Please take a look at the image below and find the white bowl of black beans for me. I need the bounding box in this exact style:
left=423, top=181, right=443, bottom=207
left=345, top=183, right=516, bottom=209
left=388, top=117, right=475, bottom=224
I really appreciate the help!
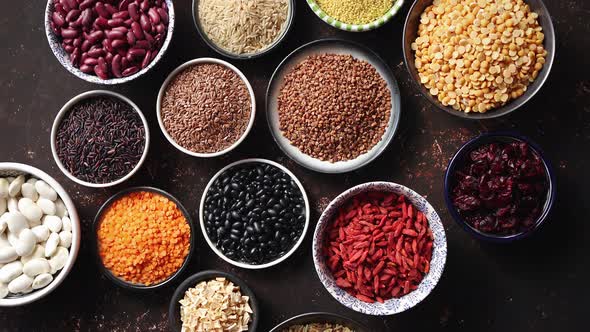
left=50, top=90, right=150, bottom=188
left=199, top=159, right=309, bottom=269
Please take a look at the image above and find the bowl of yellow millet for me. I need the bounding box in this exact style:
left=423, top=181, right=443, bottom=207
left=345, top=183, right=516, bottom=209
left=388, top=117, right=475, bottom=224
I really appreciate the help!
left=306, top=0, right=405, bottom=32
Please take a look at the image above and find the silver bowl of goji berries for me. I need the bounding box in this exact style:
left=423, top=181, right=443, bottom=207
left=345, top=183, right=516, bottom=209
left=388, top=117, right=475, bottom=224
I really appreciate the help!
left=312, top=182, right=447, bottom=315
left=44, top=0, right=175, bottom=84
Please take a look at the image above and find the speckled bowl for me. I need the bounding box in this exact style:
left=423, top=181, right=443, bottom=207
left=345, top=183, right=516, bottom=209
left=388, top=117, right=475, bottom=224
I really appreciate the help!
left=306, top=0, right=405, bottom=32
left=313, top=182, right=447, bottom=315
left=44, top=0, right=175, bottom=84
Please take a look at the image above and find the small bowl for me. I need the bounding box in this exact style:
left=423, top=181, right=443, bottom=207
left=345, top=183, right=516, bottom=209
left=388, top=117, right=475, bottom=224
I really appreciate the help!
left=169, top=270, right=259, bottom=332
left=306, top=0, right=405, bottom=32
left=192, top=0, right=295, bottom=59
left=50, top=90, right=150, bottom=188
left=444, top=132, right=556, bottom=242
left=93, top=186, right=195, bottom=290
left=199, top=158, right=310, bottom=269
left=157, top=58, right=256, bottom=158
left=269, top=312, right=369, bottom=332
left=266, top=39, right=402, bottom=173
left=402, top=0, right=556, bottom=119
left=44, top=0, right=175, bottom=85
left=0, top=162, right=81, bottom=307
left=313, top=182, right=447, bottom=315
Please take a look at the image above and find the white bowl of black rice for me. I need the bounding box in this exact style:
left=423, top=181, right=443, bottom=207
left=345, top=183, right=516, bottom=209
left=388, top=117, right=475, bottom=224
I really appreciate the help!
left=50, top=90, right=150, bottom=188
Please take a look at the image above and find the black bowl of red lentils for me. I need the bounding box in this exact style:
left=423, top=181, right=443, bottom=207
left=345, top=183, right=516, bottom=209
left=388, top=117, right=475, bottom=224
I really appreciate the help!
left=444, top=132, right=556, bottom=242
left=93, top=186, right=195, bottom=290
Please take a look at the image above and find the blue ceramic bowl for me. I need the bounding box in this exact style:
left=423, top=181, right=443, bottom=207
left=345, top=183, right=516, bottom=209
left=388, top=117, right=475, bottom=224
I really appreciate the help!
left=444, top=132, right=556, bottom=242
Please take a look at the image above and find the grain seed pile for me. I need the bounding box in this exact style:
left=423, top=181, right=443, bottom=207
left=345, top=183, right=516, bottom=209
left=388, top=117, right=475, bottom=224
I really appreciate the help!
left=161, top=63, right=252, bottom=154
left=277, top=54, right=391, bottom=162
left=179, top=277, right=252, bottom=332
left=282, top=323, right=355, bottom=332
left=316, top=0, right=394, bottom=25
left=412, top=0, right=547, bottom=113
left=198, top=0, right=289, bottom=55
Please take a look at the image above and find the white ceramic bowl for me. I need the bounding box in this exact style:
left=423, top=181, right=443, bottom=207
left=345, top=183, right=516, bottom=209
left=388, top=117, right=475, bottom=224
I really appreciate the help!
left=312, top=182, right=447, bottom=315
left=199, top=159, right=310, bottom=269
left=157, top=58, right=256, bottom=158
left=50, top=90, right=150, bottom=188
left=306, top=0, right=405, bottom=32
left=0, top=162, right=81, bottom=307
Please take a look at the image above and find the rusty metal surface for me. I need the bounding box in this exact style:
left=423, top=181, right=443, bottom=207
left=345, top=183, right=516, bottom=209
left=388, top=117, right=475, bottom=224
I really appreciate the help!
left=0, top=0, right=588, bottom=331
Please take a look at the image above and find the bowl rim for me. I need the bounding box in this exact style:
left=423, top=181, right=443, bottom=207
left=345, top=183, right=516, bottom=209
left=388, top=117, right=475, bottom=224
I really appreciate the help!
left=92, top=186, right=196, bottom=290
left=191, top=0, right=296, bottom=59
left=50, top=90, right=150, bottom=188
left=265, top=38, right=402, bottom=174
left=312, top=181, right=447, bottom=315
left=199, top=158, right=310, bottom=269
left=168, top=270, right=259, bottom=332
left=0, top=162, right=81, bottom=307
left=156, top=58, right=256, bottom=158
left=306, top=0, right=406, bottom=32
left=44, top=0, right=175, bottom=85
left=443, top=131, right=557, bottom=242
left=268, top=312, right=370, bottom=332
left=401, top=0, right=556, bottom=119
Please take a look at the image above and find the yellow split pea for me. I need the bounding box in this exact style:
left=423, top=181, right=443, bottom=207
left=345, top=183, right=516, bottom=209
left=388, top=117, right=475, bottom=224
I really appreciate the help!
left=316, top=0, right=395, bottom=25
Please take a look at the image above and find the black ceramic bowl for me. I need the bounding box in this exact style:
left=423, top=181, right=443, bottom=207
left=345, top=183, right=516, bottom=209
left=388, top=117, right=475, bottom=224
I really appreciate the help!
left=192, top=0, right=295, bottom=60
left=169, top=270, right=259, bottom=332
left=269, top=312, right=369, bottom=332
left=402, top=0, right=556, bottom=119
left=444, top=132, right=556, bottom=242
left=93, top=186, right=195, bottom=290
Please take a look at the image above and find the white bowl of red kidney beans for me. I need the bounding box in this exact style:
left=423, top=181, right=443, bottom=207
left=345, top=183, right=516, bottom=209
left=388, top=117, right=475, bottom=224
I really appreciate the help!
left=44, top=0, right=174, bottom=84
left=50, top=90, right=150, bottom=188
left=200, top=159, right=309, bottom=269
left=312, top=182, right=447, bottom=315
left=444, top=132, right=556, bottom=242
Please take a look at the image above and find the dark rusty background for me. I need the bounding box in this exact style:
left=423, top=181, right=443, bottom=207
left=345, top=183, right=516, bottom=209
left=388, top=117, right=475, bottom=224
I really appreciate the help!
left=1, top=0, right=588, bottom=331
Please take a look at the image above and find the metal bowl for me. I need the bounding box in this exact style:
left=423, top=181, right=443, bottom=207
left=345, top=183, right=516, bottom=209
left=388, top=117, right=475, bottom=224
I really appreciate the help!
left=44, top=0, right=175, bottom=84
left=269, top=312, right=369, bottom=332
left=402, top=0, right=556, bottom=119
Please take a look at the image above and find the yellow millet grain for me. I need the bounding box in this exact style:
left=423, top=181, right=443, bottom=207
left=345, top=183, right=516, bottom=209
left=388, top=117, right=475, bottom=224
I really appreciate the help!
left=316, top=0, right=395, bottom=25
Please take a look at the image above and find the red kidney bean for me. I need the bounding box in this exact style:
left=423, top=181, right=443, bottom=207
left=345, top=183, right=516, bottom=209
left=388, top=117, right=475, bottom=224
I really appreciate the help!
left=59, top=0, right=71, bottom=11
left=139, top=14, right=151, bottom=32
left=112, top=11, right=129, bottom=20
left=104, top=3, right=118, bottom=15
left=108, top=18, right=125, bottom=27
left=111, top=54, right=123, bottom=77
left=81, top=39, right=91, bottom=52
left=79, top=0, right=95, bottom=11
left=118, top=0, right=130, bottom=11
left=65, top=0, right=78, bottom=10
left=150, top=49, right=158, bottom=61
left=113, top=26, right=128, bottom=32
left=73, top=37, right=82, bottom=47
left=61, top=28, right=79, bottom=39
left=124, top=18, right=133, bottom=27
left=131, top=22, right=143, bottom=39
left=111, top=39, right=127, bottom=49
left=64, top=44, right=75, bottom=53
left=94, top=17, right=109, bottom=29
left=65, top=9, right=80, bottom=22
left=83, top=57, right=98, bottom=66
left=52, top=12, right=66, bottom=27
left=70, top=47, right=81, bottom=66
left=86, top=30, right=104, bottom=44
left=134, top=39, right=149, bottom=49
left=94, top=65, right=108, bottom=79
left=144, top=31, right=154, bottom=44
left=141, top=50, right=151, bottom=68
left=126, top=31, right=136, bottom=45
left=148, top=8, right=160, bottom=24
left=87, top=46, right=105, bottom=58
left=95, top=3, right=109, bottom=18
left=55, top=4, right=66, bottom=15
left=140, top=0, right=149, bottom=12
left=105, top=52, right=114, bottom=64
left=80, top=64, right=94, bottom=73
left=121, top=56, right=129, bottom=70
left=81, top=51, right=88, bottom=62
left=156, top=8, right=168, bottom=24
left=106, top=30, right=125, bottom=40
left=122, top=66, right=139, bottom=77
left=102, top=38, right=114, bottom=52
left=127, top=47, right=146, bottom=58
left=80, top=8, right=93, bottom=27
left=128, top=3, right=139, bottom=21
left=155, top=23, right=165, bottom=34
left=63, top=38, right=73, bottom=45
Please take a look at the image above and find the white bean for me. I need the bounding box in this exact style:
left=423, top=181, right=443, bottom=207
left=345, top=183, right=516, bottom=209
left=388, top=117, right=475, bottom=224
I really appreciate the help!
left=26, top=178, right=38, bottom=185
left=8, top=274, right=33, bottom=293
left=37, top=198, right=56, bottom=216
left=0, top=282, right=7, bottom=298
left=58, top=231, right=72, bottom=248
left=8, top=175, right=25, bottom=197
left=20, top=244, right=44, bottom=265
left=3, top=212, right=28, bottom=235
left=0, top=179, right=9, bottom=199
left=15, top=229, right=36, bottom=257
left=0, top=246, right=17, bottom=264
left=0, top=198, right=6, bottom=215
left=18, top=198, right=43, bottom=225
left=43, top=215, right=62, bottom=233
left=7, top=197, right=18, bottom=213
left=20, top=285, right=34, bottom=294
left=31, top=225, right=50, bottom=243
left=0, top=233, right=9, bottom=248
left=7, top=231, right=19, bottom=247
left=34, top=181, right=57, bottom=201
left=0, top=212, right=6, bottom=235
left=20, top=183, right=39, bottom=201
left=32, top=273, right=53, bottom=289
left=49, top=246, right=68, bottom=274
left=0, top=261, right=23, bottom=283
left=55, top=199, right=67, bottom=218
left=62, top=216, right=72, bottom=232
left=23, top=258, right=50, bottom=277
left=45, top=233, right=60, bottom=257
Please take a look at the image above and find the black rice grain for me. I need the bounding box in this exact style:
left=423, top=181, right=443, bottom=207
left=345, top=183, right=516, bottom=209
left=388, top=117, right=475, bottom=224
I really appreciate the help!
left=56, top=97, right=146, bottom=184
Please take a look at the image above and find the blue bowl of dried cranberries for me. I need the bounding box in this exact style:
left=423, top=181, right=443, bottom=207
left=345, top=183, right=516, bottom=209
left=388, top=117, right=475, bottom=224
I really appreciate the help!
left=444, top=132, right=556, bottom=242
